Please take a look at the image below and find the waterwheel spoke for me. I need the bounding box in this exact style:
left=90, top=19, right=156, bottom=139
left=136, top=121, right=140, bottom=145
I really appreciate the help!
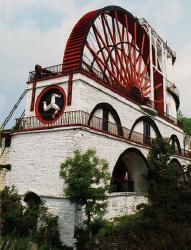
left=140, top=55, right=150, bottom=86
left=101, top=15, right=116, bottom=77
left=92, top=23, right=127, bottom=88
left=112, top=16, right=121, bottom=81
left=86, top=42, right=105, bottom=74
left=137, top=34, right=145, bottom=83
left=125, top=15, right=134, bottom=83
left=114, top=11, right=131, bottom=85
left=144, top=88, right=151, bottom=96
left=133, top=22, right=137, bottom=82
left=103, top=14, right=129, bottom=85
left=86, top=41, right=122, bottom=85
left=92, top=26, right=115, bottom=85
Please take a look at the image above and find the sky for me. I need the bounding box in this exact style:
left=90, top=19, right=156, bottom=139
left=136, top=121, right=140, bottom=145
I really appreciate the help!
left=0, top=0, right=191, bottom=127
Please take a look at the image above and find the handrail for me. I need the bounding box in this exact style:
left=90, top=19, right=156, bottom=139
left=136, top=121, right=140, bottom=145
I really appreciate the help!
left=15, top=110, right=150, bottom=146
left=29, top=64, right=63, bottom=81
left=14, top=110, right=191, bottom=159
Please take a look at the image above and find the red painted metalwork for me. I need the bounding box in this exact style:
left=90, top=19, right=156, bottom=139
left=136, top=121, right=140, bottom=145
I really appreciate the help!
left=62, top=6, right=151, bottom=102
left=154, top=70, right=164, bottom=114
left=30, top=80, right=37, bottom=111
left=14, top=110, right=191, bottom=159
left=67, top=72, right=73, bottom=105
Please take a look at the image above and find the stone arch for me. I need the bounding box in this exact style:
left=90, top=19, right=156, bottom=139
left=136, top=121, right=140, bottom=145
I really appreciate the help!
left=169, top=158, right=185, bottom=183
left=111, top=148, right=149, bottom=192
left=24, top=192, right=42, bottom=206
left=129, top=116, right=161, bottom=145
left=169, top=134, right=181, bottom=155
left=88, top=102, right=123, bottom=136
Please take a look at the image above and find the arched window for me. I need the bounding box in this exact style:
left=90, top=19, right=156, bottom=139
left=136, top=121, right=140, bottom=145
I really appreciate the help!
left=88, top=103, right=123, bottom=136
left=169, top=134, right=181, bottom=155
left=129, top=116, right=161, bottom=145
left=111, top=148, right=149, bottom=192
left=169, top=159, right=185, bottom=184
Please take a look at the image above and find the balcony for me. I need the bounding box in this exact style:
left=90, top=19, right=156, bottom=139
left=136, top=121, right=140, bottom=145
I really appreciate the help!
left=14, top=110, right=191, bottom=159
left=28, top=64, right=63, bottom=82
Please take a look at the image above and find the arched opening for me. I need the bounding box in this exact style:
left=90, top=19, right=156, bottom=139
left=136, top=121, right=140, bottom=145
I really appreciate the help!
left=23, top=192, right=42, bottom=233
left=169, top=159, right=185, bottom=184
left=24, top=192, right=42, bottom=207
left=129, top=116, right=161, bottom=145
left=111, top=148, right=149, bottom=192
left=88, top=102, right=123, bottom=136
left=169, top=134, right=181, bottom=155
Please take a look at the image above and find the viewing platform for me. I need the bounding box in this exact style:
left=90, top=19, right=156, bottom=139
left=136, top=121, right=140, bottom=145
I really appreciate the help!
left=14, top=110, right=191, bottom=159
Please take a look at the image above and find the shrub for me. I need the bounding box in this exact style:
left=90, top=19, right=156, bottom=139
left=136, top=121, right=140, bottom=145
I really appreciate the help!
left=0, top=186, right=61, bottom=248
left=0, top=185, right=24, bottom=236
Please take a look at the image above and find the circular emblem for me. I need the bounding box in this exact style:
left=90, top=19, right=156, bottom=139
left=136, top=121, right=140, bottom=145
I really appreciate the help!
left=35, top=85, right=66, bottom=124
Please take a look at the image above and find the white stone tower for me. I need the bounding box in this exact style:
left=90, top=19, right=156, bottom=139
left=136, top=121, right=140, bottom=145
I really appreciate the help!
left=1, top=6, right=191, bottom=246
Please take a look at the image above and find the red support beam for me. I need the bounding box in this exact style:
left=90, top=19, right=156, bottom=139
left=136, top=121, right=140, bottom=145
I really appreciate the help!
left=30, top=80, right=37, bottom=111
left=67, top=72, right=73, bottom=105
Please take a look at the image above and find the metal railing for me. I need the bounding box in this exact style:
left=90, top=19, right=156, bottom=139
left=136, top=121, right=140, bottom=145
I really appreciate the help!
left=157, top=110, right=182, bottom=128
left=28, top=64, right=63, bottom=81
left=15, top=110, right=149, bottom=146
left=15, top=110, right=191, bottom=158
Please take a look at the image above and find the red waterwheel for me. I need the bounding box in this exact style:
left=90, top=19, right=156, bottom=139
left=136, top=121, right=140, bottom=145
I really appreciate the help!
left=63, top=6, right=151, bottom=103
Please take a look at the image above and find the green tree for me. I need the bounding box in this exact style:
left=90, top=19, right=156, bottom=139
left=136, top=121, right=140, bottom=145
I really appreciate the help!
left=0, top=186, right=24, bottom=236
left=0, top=186, right=61, bottom=248
left=60, top=149, right=110, bottom=247
left=94, top=138, right=191, bottom=249
left=178, top=110, right=191, bottom=135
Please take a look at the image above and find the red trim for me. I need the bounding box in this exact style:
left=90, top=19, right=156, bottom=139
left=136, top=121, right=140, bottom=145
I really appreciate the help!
left=133, top=21, right=137, bottom=80
left=35, top=85, right=66, bottom=124
left=30, top=81, right=36, bottom=111
left=67, top=73, right=73, bottom=106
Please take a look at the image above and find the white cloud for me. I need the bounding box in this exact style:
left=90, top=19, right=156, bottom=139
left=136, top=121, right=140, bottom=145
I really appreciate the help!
left=0, top=0, right=190, bottom=124
left=173, top=42, right=191, bottom=116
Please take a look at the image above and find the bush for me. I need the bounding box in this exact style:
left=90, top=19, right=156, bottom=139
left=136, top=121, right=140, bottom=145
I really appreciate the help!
left=0, top=186, right=24, bottom=236
left=0, top=186, right=61, bottom=248
left=91, top=138, right=191, bottom=249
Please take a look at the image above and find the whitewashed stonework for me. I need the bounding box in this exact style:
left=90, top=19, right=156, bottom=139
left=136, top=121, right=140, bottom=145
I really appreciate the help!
left=106, top=193, right=147, bottom=219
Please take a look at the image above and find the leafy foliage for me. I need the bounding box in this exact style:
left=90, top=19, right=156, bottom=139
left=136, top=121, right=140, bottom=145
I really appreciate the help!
left=92, top=138, right=191, bottom=249
left=178, top=111, right=191, bottom=135
left=60, top=149, right=110, bottom=247
left=1, top=186, right=24, bottom=236
left=0, top=186, right=61, bottom=248
left=60, top=149, right=110, bottom=219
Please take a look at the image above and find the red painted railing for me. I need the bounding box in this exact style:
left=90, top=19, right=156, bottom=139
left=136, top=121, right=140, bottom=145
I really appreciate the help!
left=15, top=110, right=146, bottom=145
left=15, top=110, right=191, bottom=159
